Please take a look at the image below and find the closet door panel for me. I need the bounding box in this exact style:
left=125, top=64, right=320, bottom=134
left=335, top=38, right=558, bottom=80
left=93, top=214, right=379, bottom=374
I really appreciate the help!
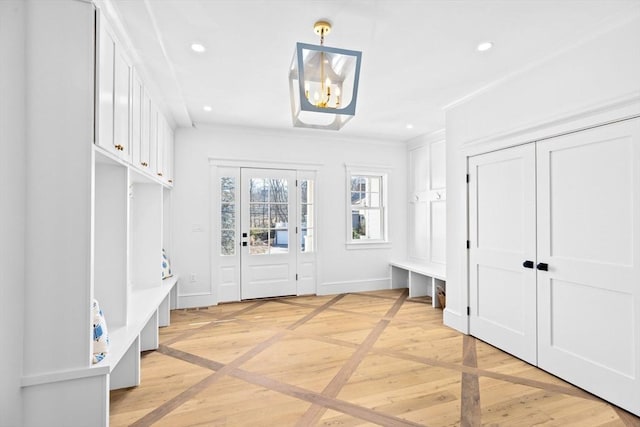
left=537, top=118, right=640, bottom=415
left=469, top=143, right=537, bottom=364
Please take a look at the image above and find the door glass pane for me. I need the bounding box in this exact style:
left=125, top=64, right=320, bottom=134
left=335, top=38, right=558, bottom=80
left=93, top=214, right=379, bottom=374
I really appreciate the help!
left=300, top=179, right=315, bottom=252
left=250, top=203, right=269, bottom=228
left=301, top=228, right=314, bottom=253
left=269, top=179, right=288, bottom=202
left=221, top=204, right=235, bottom=229
left=249, top=177, right=290, bottom=255
left=270, top=204, right=288, bottom=228
left=271, top=229, right=288, bottom=254
left=221, top=177, right=235, bottom=202
left=250, top=230, right=269, bottom=255
left=220, top=176, right=236, bottom=256
left=250, top=178, right=268, bottom=202
left=221, top=230, right=235, bottom=256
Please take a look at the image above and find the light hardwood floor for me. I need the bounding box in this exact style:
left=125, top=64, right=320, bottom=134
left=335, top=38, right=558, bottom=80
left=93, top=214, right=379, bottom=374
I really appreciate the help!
left=111, top=289, right=640, bottom=426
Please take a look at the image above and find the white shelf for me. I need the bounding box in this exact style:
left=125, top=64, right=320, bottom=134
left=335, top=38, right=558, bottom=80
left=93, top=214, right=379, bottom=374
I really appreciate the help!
left=93, top=276, right=178, bottom=389
left=390, top=261, right=446, bottom=306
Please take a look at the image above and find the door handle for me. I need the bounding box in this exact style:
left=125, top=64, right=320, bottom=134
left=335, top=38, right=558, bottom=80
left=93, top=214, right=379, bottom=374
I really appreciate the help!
left=522, top=260, right=534, bottom=269
left=536, top=262, right=549, bottom=271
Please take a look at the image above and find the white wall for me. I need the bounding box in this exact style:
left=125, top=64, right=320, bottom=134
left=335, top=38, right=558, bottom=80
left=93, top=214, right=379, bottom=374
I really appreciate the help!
left=0, top=1, right=25, bottom=425
left=444, top=15, right=640, bottom=332
left=172, top=124, right=407, bottom=306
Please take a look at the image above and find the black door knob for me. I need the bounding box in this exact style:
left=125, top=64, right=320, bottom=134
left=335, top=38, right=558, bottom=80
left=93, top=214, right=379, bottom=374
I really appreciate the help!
left=537, top=262, right=549, bottom=271
left=523, top=260, right=534, bottom=269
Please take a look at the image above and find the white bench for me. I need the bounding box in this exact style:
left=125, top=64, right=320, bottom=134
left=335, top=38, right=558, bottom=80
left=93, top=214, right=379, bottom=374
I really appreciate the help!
left=94, top=276, right=178, bottom=390
left=390, top=261, right=446, bottom=307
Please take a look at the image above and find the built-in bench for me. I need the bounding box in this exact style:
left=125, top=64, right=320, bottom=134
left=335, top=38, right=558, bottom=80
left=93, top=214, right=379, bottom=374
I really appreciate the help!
left=94, top=276, right=178, bottom=390
left=389, top=261, right=446, bottom=307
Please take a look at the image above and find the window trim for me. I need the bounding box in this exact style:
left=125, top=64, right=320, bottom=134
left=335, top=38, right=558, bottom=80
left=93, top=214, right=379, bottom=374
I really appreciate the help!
left=345, top=164, right=391, bottom=250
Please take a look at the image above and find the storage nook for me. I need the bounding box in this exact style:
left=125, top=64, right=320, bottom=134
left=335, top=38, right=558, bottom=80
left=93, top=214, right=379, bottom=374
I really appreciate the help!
left=21, top=3, right=177, bottom=426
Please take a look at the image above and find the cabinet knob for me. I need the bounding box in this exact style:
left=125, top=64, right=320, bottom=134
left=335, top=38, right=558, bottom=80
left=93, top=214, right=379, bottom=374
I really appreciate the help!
left=141, top=162, right=148, bottom=167
left=168, top=179, right=173, bottom=183
left=157, top=173, right=163, bottom=177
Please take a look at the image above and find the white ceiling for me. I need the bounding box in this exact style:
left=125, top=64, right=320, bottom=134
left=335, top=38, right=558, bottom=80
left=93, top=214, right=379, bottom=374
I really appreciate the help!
left=105, top=0, right=640, bottom=142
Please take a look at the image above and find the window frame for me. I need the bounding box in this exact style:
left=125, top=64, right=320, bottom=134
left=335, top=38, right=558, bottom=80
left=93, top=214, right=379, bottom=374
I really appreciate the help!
left=345, top=164, right=391, bottom=249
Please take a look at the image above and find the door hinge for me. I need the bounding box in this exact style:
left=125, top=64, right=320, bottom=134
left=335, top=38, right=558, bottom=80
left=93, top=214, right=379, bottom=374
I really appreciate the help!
left=466, top=174, right=469, bottom=183
left=466, top=240, right=470, bottom=249
left=467, top=306, right=471, bottom=316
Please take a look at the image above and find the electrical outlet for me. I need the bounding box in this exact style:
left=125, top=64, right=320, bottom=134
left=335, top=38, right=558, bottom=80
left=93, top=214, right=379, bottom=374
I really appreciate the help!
left=190, top=273, right=197, bottom=282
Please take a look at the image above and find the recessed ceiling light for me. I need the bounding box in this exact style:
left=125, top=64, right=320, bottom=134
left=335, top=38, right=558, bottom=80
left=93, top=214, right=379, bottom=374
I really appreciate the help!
left=406, top=124, right=414, bottom=129
left=191, top=43, right=206, bottom=53
left=477, top=41, right=493, bottom=52
left=203, top=105, right=212, bottom=112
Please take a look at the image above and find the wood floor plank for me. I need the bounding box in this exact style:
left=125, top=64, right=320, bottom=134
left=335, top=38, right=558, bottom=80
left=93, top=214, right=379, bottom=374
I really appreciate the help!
left=460, top=335, right=481, bottom=427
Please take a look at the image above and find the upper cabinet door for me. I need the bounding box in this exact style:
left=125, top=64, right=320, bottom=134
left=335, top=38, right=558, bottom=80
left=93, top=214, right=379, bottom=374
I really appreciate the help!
left=166, top=128, right=174, bottom=186
left=156, top=113, right=166, bottom=180
left=131, top=71, right=142, bottom=168
left=113, top=47, right=131, bottom=162
left=96, top=16, right=115, bottom=156
left=140, top=89, right=151, bottom=171
left=96, top=14, right=130, bottom=161
left=148, top=101, right=158, bottom=175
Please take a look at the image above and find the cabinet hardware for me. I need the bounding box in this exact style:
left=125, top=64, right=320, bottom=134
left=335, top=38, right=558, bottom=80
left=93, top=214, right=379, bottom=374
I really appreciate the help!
left=157, top=173, right=163, bottom=177
left=168, top=179, right=173, bottom=183
left=242, top=242, right=247, bottom=247
left=536, top=262, right=549, bottom=271
left=141, top=162, right=148, bottom=167
left=523, top=260, right=534, bottom=269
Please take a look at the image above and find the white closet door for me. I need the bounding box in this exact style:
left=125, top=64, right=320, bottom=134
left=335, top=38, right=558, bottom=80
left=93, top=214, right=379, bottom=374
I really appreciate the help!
left=536, top=118, right=640, bottom=415
left=469, top=143, right=537, bottom=364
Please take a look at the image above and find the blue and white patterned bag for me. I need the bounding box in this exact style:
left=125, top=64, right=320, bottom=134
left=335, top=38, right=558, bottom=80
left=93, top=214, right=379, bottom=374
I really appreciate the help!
left=92, top=299, right=110, bottom=364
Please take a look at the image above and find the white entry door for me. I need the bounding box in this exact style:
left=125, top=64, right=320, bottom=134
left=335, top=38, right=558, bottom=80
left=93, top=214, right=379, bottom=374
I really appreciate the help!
left=468, top=143, right=538, bottom=364
left=240, top=168, right=297, bottom=299
left=536, top=118, right=640, bottom=414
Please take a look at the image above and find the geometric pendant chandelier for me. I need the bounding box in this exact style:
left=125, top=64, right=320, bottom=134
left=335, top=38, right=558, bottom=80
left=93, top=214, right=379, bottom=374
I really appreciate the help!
left=289, top=20, right=362, bottom=130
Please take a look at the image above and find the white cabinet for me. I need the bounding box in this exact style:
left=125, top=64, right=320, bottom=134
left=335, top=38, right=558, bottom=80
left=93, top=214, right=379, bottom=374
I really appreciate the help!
left=156, top=112, right=167, bottom=180
left=154, top=112, right=174, bottom=185
left=468, top=117, right=640, bottom=416
left=96, top=16, right=131, bottom=161
left=96, top=16, right=173, bottom=183
left=407, top=138, right=446, bottom=265
left=21, top=6, right=178, bottom=425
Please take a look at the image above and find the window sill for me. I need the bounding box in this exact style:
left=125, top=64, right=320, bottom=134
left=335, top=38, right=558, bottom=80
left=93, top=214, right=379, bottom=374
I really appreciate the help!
left=346, top=241, right=392, bottom=250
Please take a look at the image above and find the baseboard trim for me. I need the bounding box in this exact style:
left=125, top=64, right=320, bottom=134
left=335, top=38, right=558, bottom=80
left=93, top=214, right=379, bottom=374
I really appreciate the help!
left=318, top=277, right=391, bottom=295
left=177, top=293, right=218, bottom=309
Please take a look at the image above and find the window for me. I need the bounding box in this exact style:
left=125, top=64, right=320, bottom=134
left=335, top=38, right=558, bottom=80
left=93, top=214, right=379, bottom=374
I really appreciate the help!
left=220, top=176, right=236, bottom=255
left=300, top=179, right=315, bottom=253
left=346, top=166, right=389, bottom=248
left=248, top=178, right=289, bottom=255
